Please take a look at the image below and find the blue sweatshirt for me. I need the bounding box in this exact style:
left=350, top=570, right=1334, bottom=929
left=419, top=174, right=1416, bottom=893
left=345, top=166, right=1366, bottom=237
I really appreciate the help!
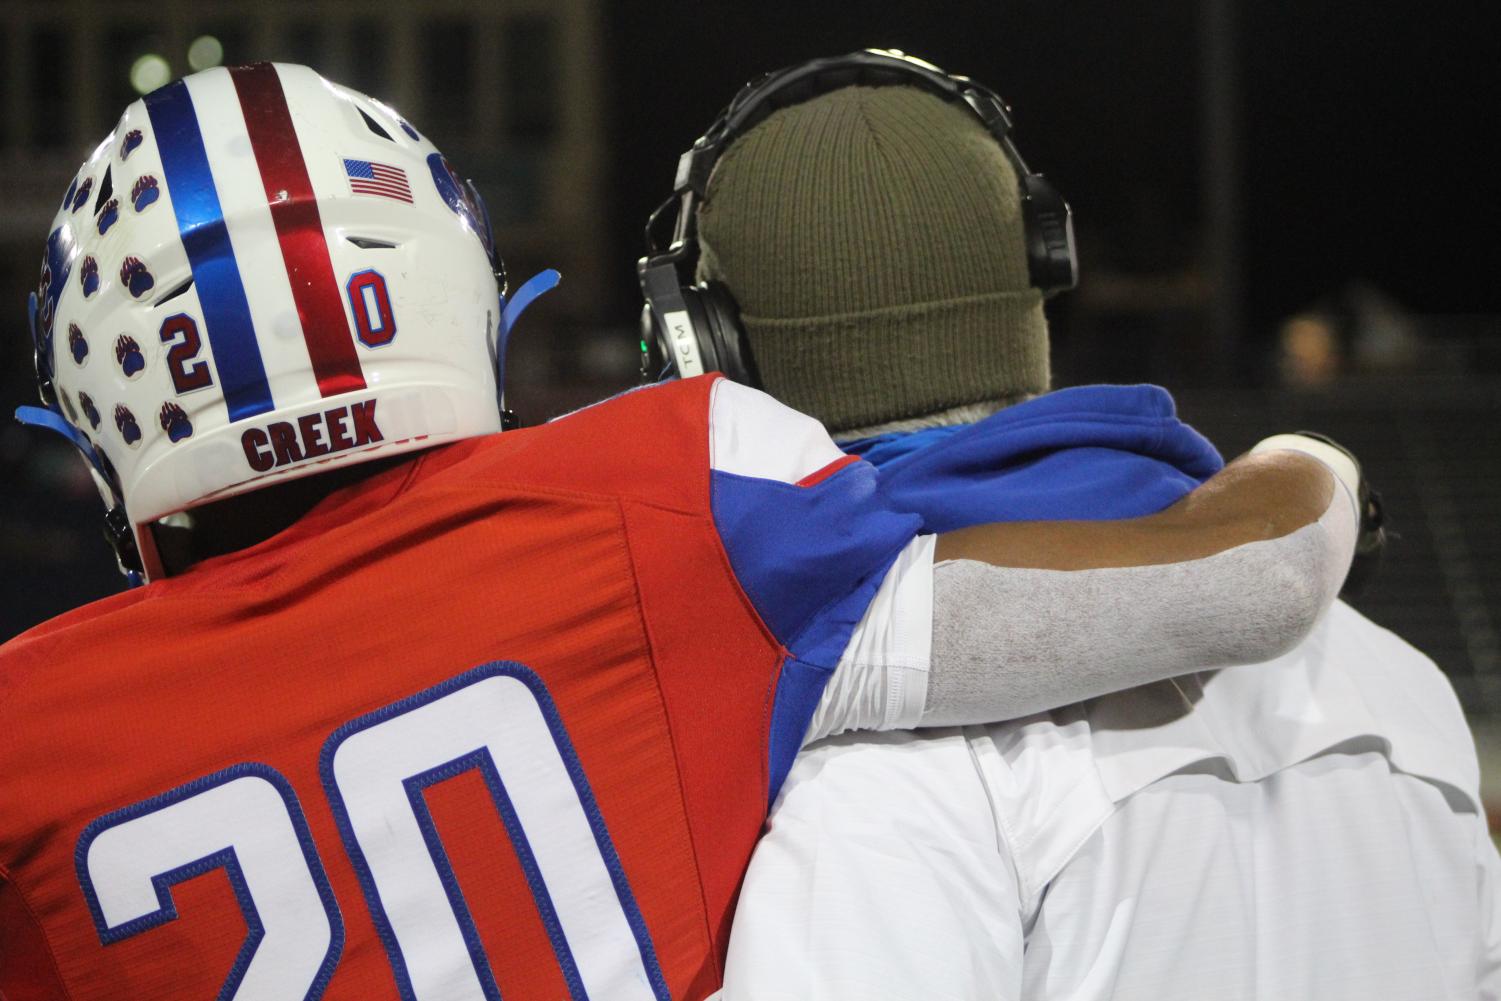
left=842, top=385, right=1223, bottom=527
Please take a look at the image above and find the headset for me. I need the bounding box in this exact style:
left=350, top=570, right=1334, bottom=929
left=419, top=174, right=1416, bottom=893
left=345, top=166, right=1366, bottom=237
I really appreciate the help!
left=637, top=48, right=1078, bottom=386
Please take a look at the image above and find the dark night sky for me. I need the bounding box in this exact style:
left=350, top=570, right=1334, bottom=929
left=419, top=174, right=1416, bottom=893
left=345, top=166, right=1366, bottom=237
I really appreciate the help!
left=600, top=1, right=1501, bottom=328
left=4, top=2, right=1499, bottom=637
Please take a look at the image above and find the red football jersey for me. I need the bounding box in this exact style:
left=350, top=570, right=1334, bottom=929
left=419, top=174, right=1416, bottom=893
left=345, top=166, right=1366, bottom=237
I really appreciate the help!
left=0, top=375, right=918, bottom=1001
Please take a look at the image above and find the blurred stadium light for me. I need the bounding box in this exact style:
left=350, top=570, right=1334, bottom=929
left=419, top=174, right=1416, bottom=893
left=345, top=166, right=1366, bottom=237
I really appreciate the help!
left=0, top=0, right=606, bottom=316
left=186, top=35, right=224, bottom=72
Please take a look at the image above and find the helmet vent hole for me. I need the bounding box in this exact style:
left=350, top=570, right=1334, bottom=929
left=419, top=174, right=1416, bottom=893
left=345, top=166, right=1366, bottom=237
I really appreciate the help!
left=346, top=236, right=398, bottom=250
left=94, top=165, right=114, bottom=214
left=358, top=108, right=395, bottom=142
left=153, top=276, right=195, bottom=306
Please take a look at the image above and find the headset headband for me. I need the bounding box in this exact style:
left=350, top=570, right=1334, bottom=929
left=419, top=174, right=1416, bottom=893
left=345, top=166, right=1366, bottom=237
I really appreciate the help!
left=643, top=49, right=1045, bottom=267
left=637, top=48, right=1077, bottom=388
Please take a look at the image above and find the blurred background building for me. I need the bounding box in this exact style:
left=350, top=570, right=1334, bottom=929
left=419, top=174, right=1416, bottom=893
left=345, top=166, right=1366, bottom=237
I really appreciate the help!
left=3, top=1, right=1498, bottom=791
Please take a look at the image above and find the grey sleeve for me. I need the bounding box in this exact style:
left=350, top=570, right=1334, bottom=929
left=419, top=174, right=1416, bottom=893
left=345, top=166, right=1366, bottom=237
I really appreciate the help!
left=918, top=481, right=1357, bottom=727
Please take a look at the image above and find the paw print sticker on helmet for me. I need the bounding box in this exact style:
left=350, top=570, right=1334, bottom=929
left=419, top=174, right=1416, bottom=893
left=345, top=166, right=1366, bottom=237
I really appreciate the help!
left=121, top=129, right=144, bottom=160
left=37, top=263, right=54, bottom=335
left=427, top=153, right=496, bottom=264
left=69, top=323, right=89, bottom=365
left=37, top=261, right=51, bottom=307
left=115, top=334, right=146, bottom=379
left=96, top=199, right=120, bottom=236
left=131, top=176, right=159, bottom=213
left=120, top=257, right=155, bottom=298
left=79, top=391, right=101, bottom=429
left=35, top=227, right=76, bottom=377
left=71, top=177, right=93, bottom=213
left=80, top=256, right=100, bottom=298
left=158, top=402, right=193, bottom=443
left=114, top=404, right=142, bottom=447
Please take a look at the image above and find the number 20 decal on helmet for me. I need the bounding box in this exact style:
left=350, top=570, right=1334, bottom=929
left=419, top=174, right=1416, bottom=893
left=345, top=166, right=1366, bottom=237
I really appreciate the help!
left=23, top=62, right=506, bottom=582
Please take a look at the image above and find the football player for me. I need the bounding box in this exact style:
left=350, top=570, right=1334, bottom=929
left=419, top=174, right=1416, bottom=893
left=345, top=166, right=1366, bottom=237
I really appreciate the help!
left=3, top=63, right=1355, bottom=1000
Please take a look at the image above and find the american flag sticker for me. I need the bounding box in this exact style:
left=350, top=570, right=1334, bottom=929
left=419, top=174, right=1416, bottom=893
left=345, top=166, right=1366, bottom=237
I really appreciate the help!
left=343, top=158, right=413, bottom=203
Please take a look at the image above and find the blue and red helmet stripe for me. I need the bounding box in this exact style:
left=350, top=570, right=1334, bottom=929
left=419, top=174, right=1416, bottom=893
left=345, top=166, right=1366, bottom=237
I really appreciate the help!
left=230, top=64, right=366, bottom=400
left=144, top=79, right=274, bottom=422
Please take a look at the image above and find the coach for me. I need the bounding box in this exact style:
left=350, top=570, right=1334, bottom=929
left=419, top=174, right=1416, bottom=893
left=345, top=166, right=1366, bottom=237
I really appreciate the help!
left=667, top=51, right=1501, bottom=1000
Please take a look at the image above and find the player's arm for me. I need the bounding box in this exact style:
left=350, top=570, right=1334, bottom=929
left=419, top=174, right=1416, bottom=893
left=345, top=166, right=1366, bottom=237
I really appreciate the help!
left=812, top=437, right=1364, bottom=737
left=934, top=445, right=1341, bottom=570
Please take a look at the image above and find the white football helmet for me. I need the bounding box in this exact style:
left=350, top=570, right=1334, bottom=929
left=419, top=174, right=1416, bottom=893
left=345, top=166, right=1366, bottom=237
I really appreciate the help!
left=27, top=63, right=505, bottom=582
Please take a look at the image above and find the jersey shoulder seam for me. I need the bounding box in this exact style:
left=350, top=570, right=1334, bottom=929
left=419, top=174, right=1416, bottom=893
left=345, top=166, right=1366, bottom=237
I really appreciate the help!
left=612, top=497, right=721, bottom=979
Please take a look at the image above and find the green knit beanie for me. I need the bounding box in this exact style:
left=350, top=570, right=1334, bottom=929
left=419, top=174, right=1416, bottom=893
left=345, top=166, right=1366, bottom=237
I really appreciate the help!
left=696, top=84, right=1050, bottom=433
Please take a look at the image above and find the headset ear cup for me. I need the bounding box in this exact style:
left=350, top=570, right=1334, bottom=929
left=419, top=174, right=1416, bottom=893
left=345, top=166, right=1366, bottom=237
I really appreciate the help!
left=699, top=281, right=761, bottom=387
left=639, top=257, right=714, bottom=379
left=680, top=287, right=719, bottom=376
left=1021, top=173, right=1078, bottom=295
left=639, top=302, right=666, bottom=379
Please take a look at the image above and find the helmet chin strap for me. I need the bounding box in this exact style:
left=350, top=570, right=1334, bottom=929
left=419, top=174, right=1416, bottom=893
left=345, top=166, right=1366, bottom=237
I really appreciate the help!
left=14, top=403, right=145, bottom=587
left=494, top=268, right=560, bottom=429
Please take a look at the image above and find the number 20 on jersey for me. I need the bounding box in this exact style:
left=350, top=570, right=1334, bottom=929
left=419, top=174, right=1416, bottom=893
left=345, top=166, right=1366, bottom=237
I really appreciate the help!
left=75, top=662, right=670, bottom=1001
